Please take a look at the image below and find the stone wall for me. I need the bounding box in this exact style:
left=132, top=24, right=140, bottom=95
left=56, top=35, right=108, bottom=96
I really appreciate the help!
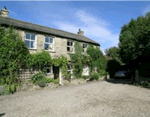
left=16, top=29, right=75, bottom=60
left=16, top=29, right=98, bottom=80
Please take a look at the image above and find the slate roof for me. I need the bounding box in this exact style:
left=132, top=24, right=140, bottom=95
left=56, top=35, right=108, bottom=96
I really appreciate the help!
left=0, top=16, right=100, bottom=46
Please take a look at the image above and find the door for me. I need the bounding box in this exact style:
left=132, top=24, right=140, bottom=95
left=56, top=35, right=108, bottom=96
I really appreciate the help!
left=53, top=66, right=59, bottom=79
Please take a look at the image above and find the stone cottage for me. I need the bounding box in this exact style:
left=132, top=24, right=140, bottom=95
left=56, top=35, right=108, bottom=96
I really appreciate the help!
left=0, top=7, right=100, bottom=85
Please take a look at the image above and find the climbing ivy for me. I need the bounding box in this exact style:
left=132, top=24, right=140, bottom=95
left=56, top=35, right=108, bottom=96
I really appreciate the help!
left=87, top=45, right=107, bottom=76
left=53, top=56, right=68, bottom=77
left=70, top=42, right=91, bottom=78
left=29, top=50, right=52, bottom=70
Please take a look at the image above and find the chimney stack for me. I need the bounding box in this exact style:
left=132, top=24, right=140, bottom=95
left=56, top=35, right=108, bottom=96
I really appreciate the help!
left=0, top=6, right=9, bottom=17
left=77, top=29, right=84, bottom=36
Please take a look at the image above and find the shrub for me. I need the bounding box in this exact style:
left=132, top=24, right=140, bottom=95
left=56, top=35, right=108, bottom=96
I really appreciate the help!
left=6, top=84, right=17, bottom=94
left=90, top=73, right=99, bottom=81
left=64, top=72, right=71, bottom=82
left=82, top=76, right=89, bottom=80
left=52, top=79, right=59, bottom=84
left=38, top=81, right=46, bottom=87
left=31, top=71, right=46, bottom=84
left=0, top=86, right=9, bottom=95
left=45, top=78, right=54, bottom=83
left=0, top=78, right=5, bottom=85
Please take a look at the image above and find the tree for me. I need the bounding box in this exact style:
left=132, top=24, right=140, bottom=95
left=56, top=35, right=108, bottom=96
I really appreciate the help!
left=0, top=26, right=30, bottom=76
left=119, top=12, right=150, bottom=63
left=0, top=26, right=30, bottom=93
left=104, top=47, right=121, bottom=63
left=87, top=45, right=107, bottom=76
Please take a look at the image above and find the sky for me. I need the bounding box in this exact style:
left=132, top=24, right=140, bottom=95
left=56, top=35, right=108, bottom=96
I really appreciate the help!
left=0, top=1, right=150, bottom=54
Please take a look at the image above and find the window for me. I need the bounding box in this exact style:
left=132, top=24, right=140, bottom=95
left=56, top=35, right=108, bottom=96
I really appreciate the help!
left=45, top=67, right=52, bottom=75
left=83, top=44, right=87, bottom=52
left=45, top=36, right=54, bottom=50
left=67, top=40, right=73, bottom=52
left=25, top=33, right=36, bottom=49
left=67, top=64, right=72, bottom=74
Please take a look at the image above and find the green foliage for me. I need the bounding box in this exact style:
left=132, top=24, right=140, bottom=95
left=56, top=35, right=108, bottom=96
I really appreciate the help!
left=38, top=81, right=46, bottom=87
left=0, top=26, right=29, bottom=94
left=70, top=42, right=91, bottom=78
left=6, top=83, right=17, bottom=94
left=87, top=45, right=107, bottom=76
left=44, top=78, right=54, bottom=83
left=82, top=76, right=89, bottom=80
left=106, top=59, right=121, bottom=78
left=53, top=56, right=68, bottom=67
left=31, top=71, right=46, bottom=85
left=30, top=71, right=59, bottom=86
left=52, top=79, right=59, bottom=84
left=105, top=47, right=121, bottom=63
left=0, top=78, right=6, bottom=85
left=119, top=12, right=150, bottom=63
left=53, top=56, right=68, bottom=78
left=42, top=78, right=59, bottom=84
left=0, top=26, right=30, bottom=76
left=29, top=50, right=52, bottom=70
left=90, top=73, right=99, bottom=81
left=64, top=71, right=72, bottom=82
left=0, top=86, right=9, bottom=95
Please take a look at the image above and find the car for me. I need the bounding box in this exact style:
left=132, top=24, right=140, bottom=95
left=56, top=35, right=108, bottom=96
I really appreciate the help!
left=114, top=68, right=131, bottom=78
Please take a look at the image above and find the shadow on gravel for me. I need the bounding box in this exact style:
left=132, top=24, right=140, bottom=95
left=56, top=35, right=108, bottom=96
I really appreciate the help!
left=106, top=77, right=132, bottom=85
left=0, top=113, right=5, bottom=117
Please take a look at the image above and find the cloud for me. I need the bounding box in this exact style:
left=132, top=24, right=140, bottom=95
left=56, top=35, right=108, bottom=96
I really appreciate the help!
left=52, top=10, right=119, bottom=52
left=142, top=4, right=150, bottom=15
left=8, top=10, right=18, bottom=16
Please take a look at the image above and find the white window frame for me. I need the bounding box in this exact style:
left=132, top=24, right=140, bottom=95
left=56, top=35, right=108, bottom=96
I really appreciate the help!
left=25, top=32, right=36, bottom=49
left=44, top=36, right=54, bottom=51
left=67, top=40, right=74, bottom=52
left=67, top=64, right=73, bottom=74
left=45, top=66, right=53, bottom=75
left=83, top=64, right=89, bottom=73
left=83, top=43, right=87, bottom=52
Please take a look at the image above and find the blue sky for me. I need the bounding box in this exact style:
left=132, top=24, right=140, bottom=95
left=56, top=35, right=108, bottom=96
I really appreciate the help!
left=0, top=1, right=150, bottom=54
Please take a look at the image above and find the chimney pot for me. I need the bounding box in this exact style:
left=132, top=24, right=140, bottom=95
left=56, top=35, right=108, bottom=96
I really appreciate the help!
left=0, top=6, right=9, bottom=17
left=77, top=28, right=84, bottom=36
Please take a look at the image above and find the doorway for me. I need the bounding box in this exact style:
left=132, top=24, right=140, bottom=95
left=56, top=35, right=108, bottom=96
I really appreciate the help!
left=53, top=66, right=59, bottom=79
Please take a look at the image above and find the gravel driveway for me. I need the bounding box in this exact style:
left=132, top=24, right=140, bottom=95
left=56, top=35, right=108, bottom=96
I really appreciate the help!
left=0, top=81, right=150, bottom=117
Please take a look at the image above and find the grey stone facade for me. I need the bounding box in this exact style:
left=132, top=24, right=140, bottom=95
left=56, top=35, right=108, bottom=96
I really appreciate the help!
left=0, top=6, right=100, bottom=84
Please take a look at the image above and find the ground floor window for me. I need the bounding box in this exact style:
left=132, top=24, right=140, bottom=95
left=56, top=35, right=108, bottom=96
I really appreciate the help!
left=45, top=66, right=52, bottom=75
left=67, top=64, right=73, bottom=74
left=83, top=64, right=89, bottom=74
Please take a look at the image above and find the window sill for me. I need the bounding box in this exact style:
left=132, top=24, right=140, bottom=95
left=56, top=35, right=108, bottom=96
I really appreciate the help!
left=29, top=48, right=37, bottom=50
left=67, top=51, right=75, bottom=54
left=45, top=50, right=56, bottom=53
left=46, top=73, right=53, bottom=76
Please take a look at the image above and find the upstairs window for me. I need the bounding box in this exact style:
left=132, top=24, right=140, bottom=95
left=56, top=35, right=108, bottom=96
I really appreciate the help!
left=83, top=44, right=87, bottom=52
left=25, top=33, right=36, bottom=49
left=45, top=37, right=54, bottom=50
left=67, top=40, right=73, bottom=52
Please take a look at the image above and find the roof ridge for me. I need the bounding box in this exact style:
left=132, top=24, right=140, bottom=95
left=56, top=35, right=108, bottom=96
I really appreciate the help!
left=2, top=16, right=84, bottom=38
left=0, top=16, right=100, bottom=46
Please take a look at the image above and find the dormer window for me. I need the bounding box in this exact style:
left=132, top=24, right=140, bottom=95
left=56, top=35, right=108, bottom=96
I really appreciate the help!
left=67, top=40, right=73, bottom=52
left=45, top=36, right=54, bottom=51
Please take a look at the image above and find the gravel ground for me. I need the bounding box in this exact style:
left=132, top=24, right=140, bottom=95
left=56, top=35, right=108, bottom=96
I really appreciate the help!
left=0, top=81, right=150, bottom=117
